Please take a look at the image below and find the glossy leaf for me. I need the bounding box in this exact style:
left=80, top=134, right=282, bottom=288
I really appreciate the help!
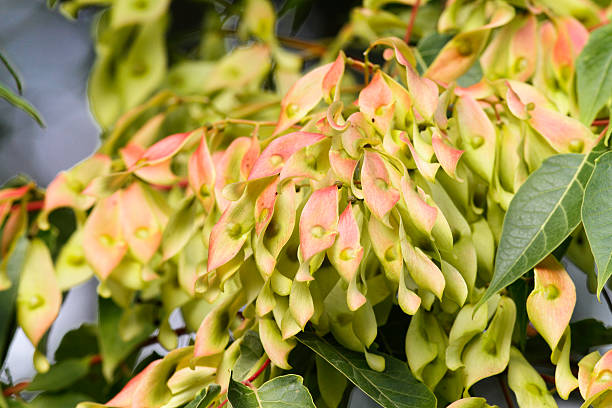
left=298, top=332, right=436, bottom=408
left=184, top=384, right=221, bottom=408
left=480, top=145, right=605, bottom=307
left=576, top=24, right=612, bottom=126
left=228, top=374, right=315, bottom=408
left=582, top=151, right=612, bottom=294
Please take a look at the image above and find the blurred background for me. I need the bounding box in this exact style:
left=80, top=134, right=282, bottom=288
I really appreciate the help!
left=1, top=1, right=610, bottom=407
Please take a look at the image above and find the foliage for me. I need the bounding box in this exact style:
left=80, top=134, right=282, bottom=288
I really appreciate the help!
left=1, top=0, right=612, bottom=408
left=0, top=51, right=44, bottom=127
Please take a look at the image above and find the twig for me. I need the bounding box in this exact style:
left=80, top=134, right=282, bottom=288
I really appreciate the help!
left=404, top=0, right=421, bottom=45
left=139, top=327, right=189, bottom=349
left=540, top=373, right=555, bottom=385
left=10, top=200, right=44, bottom=212
left=246, top=358, right=270, bottom=384
left=2, top=381, right=29, bottom=397
left=602, top=288, right=612, bottom=316
left=592, top=119, right=609, bottom=126
left=2, top=354, right=104, bottom=397
left=214, top=358, right=271, bottom=408
left=497, top=374, right=515, bottom=408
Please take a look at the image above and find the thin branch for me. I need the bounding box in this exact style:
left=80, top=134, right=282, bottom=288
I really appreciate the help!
left=214, top=358, right=271, bottom=408
left=246, top=358, right=270, bottom=384
left=602, top=288, right=612, bottom=316
left=404, top=0, right=422, bottom=45
left=497, top=374, right=515, bottom=408
left=2, top=381, right=29, bottom=397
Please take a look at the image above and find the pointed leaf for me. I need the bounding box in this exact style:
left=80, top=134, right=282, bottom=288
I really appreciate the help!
left=184, top=384, right=221, bottom=408
left=506, top=82, right=595, bottom=153
left=17, top=239, right=61, bottom=347
left=361, top=151, right=400, bottom=220
left=298, top=332, right=436, bottom=408
left=526, top=255, right=576, bottom=351
left=582, top=151, right=612, bottom=294
left=249, top=132, right=326, bottom=180
left=576, top=24, right=612, bottom=126
left=299, top=185, right=338, bottom=262
left=274, top=63, right=333, bottom=135
left=480, top=143, right=606, bottom=307
left=455, top=95, right=496, bottom=182
left=358, top=71, right=394, bottom=135
left=82, top=192, right=127, bottom=280
left=328, top=204, right=364, bottom=282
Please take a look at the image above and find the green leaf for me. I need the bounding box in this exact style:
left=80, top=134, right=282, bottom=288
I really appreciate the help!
left=0, top=51, right=23, bottom=93
left=507, top=277, right=530, bottom=351
left=27, top=357, right=91, bottom=391
left=184, top=384, right=221, bottom=408
left=456, top=61, right=483, bottom=88
left=227, top=374, right=316, bottom=408
left=161, top=196, right=198, bottom=260
left=0, top=236, right=27, bottom=364
left=54, top=324, right=99, bottom=361
left=417, top=33, right=452, bottom=67
left=233, top=331, right=265, bottom=381
left=570, top=319, right=612, bottom=355
left=582, top=151, right=612, bottom=295
left=0, top=83, right=44, bottom=127
left=479, top=144, right=606, bottom=307
left=576, top=24, right=612, bottom=126
left=297, top=333, right=437, bottom=408
left=98, top=297, right=155, bottom=380
left=28, top=392, right=90, bottom=408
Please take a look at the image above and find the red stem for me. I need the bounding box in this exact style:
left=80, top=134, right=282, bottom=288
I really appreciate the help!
left=2, top=382, right=29, bottom=397
left=497, top=375, right=515, bottom=408
left=247, top=358, right=271, bottom=383
left=404, top=0, right=421, bottom=45
left=10, top=200, right=44, bottom=212
left=214, top=358, right=271, bottom=408
left=592, top=119, right=609, bottom=126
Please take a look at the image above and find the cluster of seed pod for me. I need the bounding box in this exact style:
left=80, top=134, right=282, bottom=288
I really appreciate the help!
left=2, top=0, right=612, bottom=407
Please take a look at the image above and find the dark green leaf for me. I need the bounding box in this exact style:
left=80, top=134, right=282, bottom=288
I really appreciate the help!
left=570, top=319, right=612, bottom=355
left=0, top=236, right=28, bottom=364
left=54, top=324, right=99, bottom=361
left=27, top=357, right=91, bottom=391
left=576, top=23, right=612, bottom=125
left=582, top=151, right=612, bottom=294
left=298, top=333, right=436, bottom=408
left=184, top=384, right=221, bottom=408
left=28, top=392, right=90, bottom=408
left=417, top=33, right=452, bottom=67
left=508, top=277, right=530, bottom=351
left=98, top=297, right=155, bottom=380
left=479, top=144, right=606, bottom=307
left=456, top=61, right=482, bottom=88
left=0, top=83, right=44, bottom=127
left=233, top=331, right=265, bottom=381
left=227, top=374, right=316, bottom=408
